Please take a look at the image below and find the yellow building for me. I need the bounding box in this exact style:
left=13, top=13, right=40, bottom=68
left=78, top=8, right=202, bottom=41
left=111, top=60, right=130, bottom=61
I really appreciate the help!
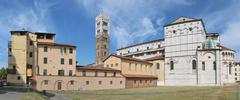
left=7, top=30, right=125, bottom=91
left=103, top=55, right=157, bottom=88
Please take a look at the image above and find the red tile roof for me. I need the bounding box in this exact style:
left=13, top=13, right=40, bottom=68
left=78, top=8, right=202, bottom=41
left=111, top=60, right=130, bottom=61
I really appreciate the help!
left=144, top=55, right=164, bottom=61
left=76, top=65, right=121, bottom=72
left=37, top=42, right=76, bottom=48
left=123, top=74, right=157, bottom=79
left=103, top=54, right=152, bottom=64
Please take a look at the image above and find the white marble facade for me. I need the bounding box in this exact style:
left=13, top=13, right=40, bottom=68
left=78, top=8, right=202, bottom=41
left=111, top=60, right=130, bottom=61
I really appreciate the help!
left=116, top=17, right=236, bottom=86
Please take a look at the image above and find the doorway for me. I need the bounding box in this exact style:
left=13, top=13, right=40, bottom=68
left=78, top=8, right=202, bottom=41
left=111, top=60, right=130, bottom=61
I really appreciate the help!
left=57, top=82, right=62, bottom=90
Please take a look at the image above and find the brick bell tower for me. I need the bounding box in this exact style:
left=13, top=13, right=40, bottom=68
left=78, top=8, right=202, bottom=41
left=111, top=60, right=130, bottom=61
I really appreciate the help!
left=95, top=12, right=110, bottom=65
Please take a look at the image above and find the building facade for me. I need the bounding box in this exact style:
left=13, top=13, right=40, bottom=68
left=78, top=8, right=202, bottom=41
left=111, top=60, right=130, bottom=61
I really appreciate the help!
left=235, top=62, right=240, bottom=82
left=103, top=55, right=157, bottom=88
left=116, top=17, right=237, bottom=86
left=95, top=14, right=110, bottom=65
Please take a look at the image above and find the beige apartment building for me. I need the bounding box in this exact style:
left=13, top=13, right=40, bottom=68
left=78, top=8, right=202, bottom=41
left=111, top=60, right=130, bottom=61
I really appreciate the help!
left=35, top=65, right=125, bottom=90
left=103, top=55, right=157, bottom=88
left=7, top=30, right=126, bottom=91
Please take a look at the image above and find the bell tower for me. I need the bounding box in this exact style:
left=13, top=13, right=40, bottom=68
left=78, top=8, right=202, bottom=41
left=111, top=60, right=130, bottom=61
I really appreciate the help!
left=95, top=13, right=110, bottom=65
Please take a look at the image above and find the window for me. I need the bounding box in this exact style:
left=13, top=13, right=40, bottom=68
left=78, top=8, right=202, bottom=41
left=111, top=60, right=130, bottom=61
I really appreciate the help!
left=95, top=71, right=98, bottom=77
left=170, top=61, right=174, bottom=70
left=158, top=45, right=161, bottom=48
left=69, top=48, right=73, bottom=54
left=104, top=72, right=107, bottom=77
left=135, top=64, right=137, bottom=72
left=147, top=47, right=149, bottom=50
left=229, top=64, right=232, bottom=74
left=192, top=60, right=196, bottom=70
left=110, top=81, right=113, bottom=85
left=129, top=63, right=131, bottom=71
left=43, top=57, right=48, bottom=64
left=104, top=44, right=107, bottom=49
left=202, top=62, right=205, bottom=71
left=61, top=58, right=64, bottom=64
left=86, top=81, right=89, bottom=85
left=29, top=52, right=33, bottom=57
left=120, top=81, right=123, bottom=84
left=115, top=63, right=118, bottom=67
left=82, top=71, right=86, bottom=76
left=44, top=46, right=48, bottom=52
left=98, top=81, right=102, bottom=85
left=69, top=59, right=72, bottom=65
left=213, top=61, right=216, bottom=70
left=30, top=41, right=33, bottom=46
left=140, top=80, right=142, bottom=84
left=113, top=72, right=116, bottom=77
left=17, top=76, right=21, bottom=80
left=156, top=63, right=160, bottom=69
left=58, top=70, right=64, bottom=76
left=70, top=80, right=74, bottom=85
left=69, top=70, right=73, bottom=76
left=106, top=65, right=109, bottom=67
left=64, top=48, right=67, bottom=53
left=141, top=64, right=143, bottom=72
left=111, top=64, right=113, bottom=67
left=44, top=80, right=48, bottom=85
left=134, top=80, right=137, bottom=84
left=43, top=69, right=47, bottom=76
left=137, top=49, right=139, bottom=51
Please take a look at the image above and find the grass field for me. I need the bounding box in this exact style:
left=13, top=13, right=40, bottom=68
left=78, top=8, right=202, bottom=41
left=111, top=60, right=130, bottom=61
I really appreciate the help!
left=20, top=84, right=239, bottom=100
left=60, top=84, right=239, bottom=100
left=21, top=92, right=48, bottom=100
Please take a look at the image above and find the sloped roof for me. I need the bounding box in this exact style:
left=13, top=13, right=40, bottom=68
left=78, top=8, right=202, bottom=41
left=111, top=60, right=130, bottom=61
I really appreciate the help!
left=164, top=16, right=202, bottom=27
left=219, top=45, right=235, bottom=52
left=144, top=55, right=164, bottom=61
left=76, top=64, right=121, bottom=72
left=117, top=38, right=164, bottom=50
left=171, top=17, right=197, bottom=24
left=103, top=54, right=152, bottom=64
left=37, top=42, right=76, bottom=48
left=123, top=74, right=157, bottom=79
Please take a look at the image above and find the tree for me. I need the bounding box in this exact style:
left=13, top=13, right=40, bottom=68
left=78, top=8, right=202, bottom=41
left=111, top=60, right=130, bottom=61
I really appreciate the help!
left=0, top=67, right=7, bottom=79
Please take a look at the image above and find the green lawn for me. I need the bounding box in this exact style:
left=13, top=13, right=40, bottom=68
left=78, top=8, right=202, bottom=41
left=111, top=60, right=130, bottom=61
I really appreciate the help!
left=20, top=84, right=239, bottom=100
left=21, top=91, right=48, bottom=100
left=60, top=84, right=239, bottom=100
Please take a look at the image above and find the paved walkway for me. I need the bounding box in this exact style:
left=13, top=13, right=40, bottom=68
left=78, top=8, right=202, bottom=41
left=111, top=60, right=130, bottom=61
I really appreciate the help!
left=0, top=90, right=24, bottom=100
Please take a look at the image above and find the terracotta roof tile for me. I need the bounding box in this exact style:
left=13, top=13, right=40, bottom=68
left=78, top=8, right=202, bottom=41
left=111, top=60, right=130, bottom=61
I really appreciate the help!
left=123, top=74, right=157, bottom=79
left=37, top=42, right=76, bottom=48
left=76, top=65, right=121, bottom=72
left=104, top=54, right=152, bottom=64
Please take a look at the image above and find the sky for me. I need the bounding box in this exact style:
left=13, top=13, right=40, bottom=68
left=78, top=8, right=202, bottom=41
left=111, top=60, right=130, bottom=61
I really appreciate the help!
left=0, top=0, right=240, bottom=67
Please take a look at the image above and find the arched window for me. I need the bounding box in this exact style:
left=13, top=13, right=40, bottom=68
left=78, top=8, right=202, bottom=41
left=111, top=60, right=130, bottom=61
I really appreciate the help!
left=170, top=61, right=174, bottom=70
left=156, top=63, right=160, bottom=70
left=229, top=64, right=232, bottom=74
left=192, top=60, right=196, bottom=70
left=213, top=61, right=216, bottom=70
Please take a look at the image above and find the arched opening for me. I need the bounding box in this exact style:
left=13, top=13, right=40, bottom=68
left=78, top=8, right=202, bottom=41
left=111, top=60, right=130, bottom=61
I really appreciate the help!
left=192, top=60, right=197, bottom=70
left=170, top=61, right=174, bottom=70
left=156, top=63, right=160, bottom=70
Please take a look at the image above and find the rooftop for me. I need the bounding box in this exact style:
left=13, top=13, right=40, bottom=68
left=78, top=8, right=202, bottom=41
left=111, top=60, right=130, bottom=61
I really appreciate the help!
left=123, top=74, right=157, bottom=79
left=144, top=55, right=164, bottom=61
left=117, top=38, right=164, bottom=50
left=76, top=64, right=121, bottom=72
left=104, top=54, right=152, bottom=64
left=37, top=42, right=76, bottom=48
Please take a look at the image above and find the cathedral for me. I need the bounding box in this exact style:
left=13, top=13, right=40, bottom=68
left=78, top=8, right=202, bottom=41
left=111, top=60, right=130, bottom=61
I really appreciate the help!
left=117, top=17, right=236, bottom=86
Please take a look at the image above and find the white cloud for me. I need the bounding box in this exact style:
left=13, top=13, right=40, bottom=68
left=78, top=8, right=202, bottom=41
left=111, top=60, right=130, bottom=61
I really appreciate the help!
left=78, top=0, right=193, bottom=48
left=0, top=1, right=56, bottom=67
left=203, top=0, right=240, bottom=60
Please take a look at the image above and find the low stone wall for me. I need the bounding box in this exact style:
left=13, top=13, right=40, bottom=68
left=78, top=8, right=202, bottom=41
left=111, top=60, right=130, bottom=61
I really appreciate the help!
left=34, top=75, right=125, bottom=91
